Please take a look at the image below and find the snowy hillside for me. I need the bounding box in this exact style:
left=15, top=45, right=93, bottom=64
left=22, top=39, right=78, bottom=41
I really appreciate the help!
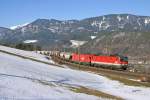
left=0, top=52, right=100, bottom=100
left=0, top=46, right=150, bottom=99
left=0, top=45, right=54, bottom=64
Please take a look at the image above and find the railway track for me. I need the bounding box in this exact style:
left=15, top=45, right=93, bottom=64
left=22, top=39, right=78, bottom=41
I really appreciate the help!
left=51, top=56, right=150, bottom=86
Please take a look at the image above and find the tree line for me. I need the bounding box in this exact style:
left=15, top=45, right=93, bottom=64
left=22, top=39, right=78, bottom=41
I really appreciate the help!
left=15, top=43, right=41, bottom=51
left=1, top=43, right=41, bottom=51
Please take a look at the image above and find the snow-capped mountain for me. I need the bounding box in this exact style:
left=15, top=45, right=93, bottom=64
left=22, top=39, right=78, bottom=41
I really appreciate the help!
left=10, top=23, right=29, bottom=30
left=1, top=14, right=150, bottom=58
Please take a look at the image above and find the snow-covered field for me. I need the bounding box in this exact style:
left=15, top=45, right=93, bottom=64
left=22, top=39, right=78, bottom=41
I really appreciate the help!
left=0, top=46, right=150, bottom=100
left=0, top=45, right=54, bottom=64
left=0, top=52, right=100, bottom=100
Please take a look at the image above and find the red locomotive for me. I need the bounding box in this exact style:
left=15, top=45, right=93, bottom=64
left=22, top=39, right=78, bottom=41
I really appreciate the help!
left=59, top=52, right=128, bottom=70
left=91, top=55, right=128, bottom=70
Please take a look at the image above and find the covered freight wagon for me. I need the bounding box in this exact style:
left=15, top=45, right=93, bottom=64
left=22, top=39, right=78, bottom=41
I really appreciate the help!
left=71, top=53, right=94, bottom=65
left=60, top=52, right=72, bottom=60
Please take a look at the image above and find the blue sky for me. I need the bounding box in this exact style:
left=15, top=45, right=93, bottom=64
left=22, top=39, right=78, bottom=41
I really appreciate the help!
left=0, top=0, right=150, bottom=28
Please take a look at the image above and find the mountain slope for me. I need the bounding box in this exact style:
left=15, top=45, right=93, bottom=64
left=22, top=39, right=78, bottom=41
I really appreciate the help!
left=0, top=27, right=15, bottom=43
left=1, top=14, right=150, bottom=46
left=81, top=31, right=150, bottom=60
left=0, top=14, right=150, bottom=58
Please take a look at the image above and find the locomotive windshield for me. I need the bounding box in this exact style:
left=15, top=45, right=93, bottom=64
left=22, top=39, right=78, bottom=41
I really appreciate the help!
left=110, top=54, right=128, bottom=62
left=120, top=56, right=128, bottom=62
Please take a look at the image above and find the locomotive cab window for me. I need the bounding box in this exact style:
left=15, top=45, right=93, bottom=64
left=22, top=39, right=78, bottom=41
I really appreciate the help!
left=120, top=56, right=128, bottom=61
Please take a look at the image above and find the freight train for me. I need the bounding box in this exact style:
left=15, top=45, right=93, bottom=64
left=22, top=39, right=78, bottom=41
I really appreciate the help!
left=52, top=51, right=128, bottom=70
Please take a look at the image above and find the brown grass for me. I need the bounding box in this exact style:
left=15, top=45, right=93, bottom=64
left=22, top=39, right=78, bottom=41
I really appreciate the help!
left=70, top=86, right=123, bottom=100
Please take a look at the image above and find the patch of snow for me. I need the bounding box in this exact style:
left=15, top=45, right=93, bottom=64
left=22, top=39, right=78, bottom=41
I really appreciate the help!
left=23, top=40, right=38, bottom=44
left=145, top=18, right=150, bottom=24
left=91, top=21, right=97, bottom=26
left=103, top=23, right=110, bottom=30
left=91, top=21, right=110, bottom=30
left=99, top=21, right=104, bottom=28
left=10, top=23, right=29, bottom=30
left=117, top=15, right=122, bottom=22
left=127, top=15, right=129, bottom=20
left=90, top=36, right=97, bottom=40
left=48, top=28, right=57, bottom=33
left=70, top=40, right=87, bottom=48
left=91, top=21, right=103, bottom=28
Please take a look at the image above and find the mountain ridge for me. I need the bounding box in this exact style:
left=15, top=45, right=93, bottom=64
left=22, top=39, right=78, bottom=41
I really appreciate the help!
left=0, top=14, right=150, bottom=60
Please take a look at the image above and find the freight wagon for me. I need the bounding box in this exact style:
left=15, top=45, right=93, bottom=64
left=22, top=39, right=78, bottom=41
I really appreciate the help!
left=71, top=53, right=94, bottom=65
